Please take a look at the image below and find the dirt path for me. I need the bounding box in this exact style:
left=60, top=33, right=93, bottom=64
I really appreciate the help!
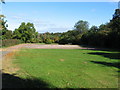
left=1, top=44, right=28, bottom=57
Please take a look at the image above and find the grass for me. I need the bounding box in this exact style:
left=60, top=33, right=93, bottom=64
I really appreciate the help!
left=10, top=49, right=119, bottom=88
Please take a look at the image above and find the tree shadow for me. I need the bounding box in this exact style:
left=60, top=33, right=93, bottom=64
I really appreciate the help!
left=2, top=72, right=55, bottom=88
left=88, top=51, right=120, bottom=71
left=90, top=61, right=120, bottom=69
left=88, top=52, right=120, bottom=59
left=79, top=45, right=120, bottom=52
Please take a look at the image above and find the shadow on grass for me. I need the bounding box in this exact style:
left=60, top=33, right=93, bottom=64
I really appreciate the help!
left=79, top=45, right=120, bottom=52
left=88, top=52, right=120, bottom=59
left=88, top=50, right=120, bottom=71
left=90, top=61, right=120, bottom=69
left=2, top=72, right=55, bottom=88
left=2, top=73, right=91, bottom=89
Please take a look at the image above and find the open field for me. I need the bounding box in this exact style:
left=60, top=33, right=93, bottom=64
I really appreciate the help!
left=2, top=47, right=119, bottom=88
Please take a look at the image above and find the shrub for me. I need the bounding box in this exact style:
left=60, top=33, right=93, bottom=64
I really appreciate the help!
left=45, top=39, right=53, bottom=44
left=1, top=39, right=22, bottom=47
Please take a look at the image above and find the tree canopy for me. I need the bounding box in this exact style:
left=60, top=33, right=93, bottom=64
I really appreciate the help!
left=13, top=22, right=38, bottom=43
left=74, top=20, right=89, bottom=33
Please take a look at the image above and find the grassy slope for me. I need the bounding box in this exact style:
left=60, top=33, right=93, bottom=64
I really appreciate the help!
left=13, top=49, right=119, bottom=88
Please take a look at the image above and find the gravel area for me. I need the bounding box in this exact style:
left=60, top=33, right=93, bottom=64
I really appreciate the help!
left=23, top=44, right=82, bottom=49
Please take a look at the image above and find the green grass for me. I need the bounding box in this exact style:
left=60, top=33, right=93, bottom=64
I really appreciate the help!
left=12, top=49, right=119, bottom=88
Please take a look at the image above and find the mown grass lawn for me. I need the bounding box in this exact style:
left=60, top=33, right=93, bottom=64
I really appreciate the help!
left=13, top=49, right=119, bottom=88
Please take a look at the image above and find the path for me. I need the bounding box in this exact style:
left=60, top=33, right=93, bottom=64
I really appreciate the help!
left=0, top=44, right=27, bottom=57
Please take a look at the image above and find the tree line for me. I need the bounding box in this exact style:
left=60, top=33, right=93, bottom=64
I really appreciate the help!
left=0, top=8, right=120, bottom=49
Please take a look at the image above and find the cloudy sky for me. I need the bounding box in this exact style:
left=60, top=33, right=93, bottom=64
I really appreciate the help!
left=1, top=2, right=118, bottom=33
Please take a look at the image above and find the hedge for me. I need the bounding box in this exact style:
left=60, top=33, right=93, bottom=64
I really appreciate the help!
left=1, top=39, right=22, bottom=47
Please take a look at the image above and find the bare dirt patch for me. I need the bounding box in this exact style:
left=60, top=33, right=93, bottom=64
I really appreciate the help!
left=59, top=59, right=64, bottom=62
left=23, top=44, right=82, bottom=49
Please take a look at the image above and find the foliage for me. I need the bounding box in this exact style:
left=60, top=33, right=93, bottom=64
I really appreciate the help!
left=38, top=32, right=61, bottom=44
left=13, top=22, right=38, bottom=43
left=74, top=20, right=89, bottom=33
left=1, top=39, right=22, bottom=47
left=59, top=30, right=82, bottom=44
left=89, top=25, right=98, bottom=32
left=0, top=15, right=13, bottom=40
left=0, top=15, right=6, bottom=30
left=2, top=29, right=13, bottom=39
left=45, top=38, right=53, bottom=44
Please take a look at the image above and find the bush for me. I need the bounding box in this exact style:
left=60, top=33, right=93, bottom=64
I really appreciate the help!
left=1, top=39, right=22, bottom=47
left=45, top=39, right=53, bottom=44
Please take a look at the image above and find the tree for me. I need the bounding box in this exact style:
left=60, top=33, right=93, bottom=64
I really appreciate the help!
left=13, top=22, right=38, bottom=43
left=89, top=26, right=98, bottom=32
left=110, top=18, right=120, bottom=33
left=59, top=30, right=82, bottom=44
left=0, top=15, right=11, bottom=40
left=74, top=20, right=89, bottom=33
left=106, top=9, right=120, bottom=48
left=99, top=23, right=111, bottom=32
left=0, top=0, right=5, bottom=4
left=0, top=14, right=6, bottom=30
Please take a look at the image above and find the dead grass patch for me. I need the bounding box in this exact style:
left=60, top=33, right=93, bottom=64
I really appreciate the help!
left=2, top=51, right=20, bottom=75
left=59, top=59, right=64, bottom=62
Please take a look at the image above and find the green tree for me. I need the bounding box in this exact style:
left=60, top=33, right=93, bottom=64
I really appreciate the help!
left=74, top=20, right=89, bottom=33
left=2, top=30, right=12, bottom=39
left=0, top=15, right=11, bottom=40
left=59, top=30, right=82, bottom=44
left=0, top=15, right=7, bottom=30
left=89, top=26, right=98, bottom=32
left=99, top=23, right=110, bottom=32
left=109, top=18, right=120, bottom=33
left=13, top=22, right=38, bottom=43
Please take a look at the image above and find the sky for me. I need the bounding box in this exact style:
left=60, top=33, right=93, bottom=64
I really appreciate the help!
left=1, top=2, right=118, bottom=33
left=5, top=0, right=120, bottom=2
